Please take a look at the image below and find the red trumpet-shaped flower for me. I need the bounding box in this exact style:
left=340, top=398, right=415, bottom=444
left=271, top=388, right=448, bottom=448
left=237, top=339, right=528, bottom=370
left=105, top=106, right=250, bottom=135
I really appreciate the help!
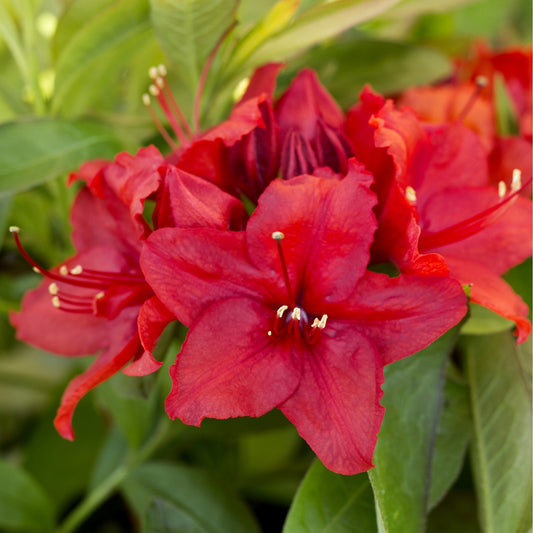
left=346, top=87, right=532, bottom=341
left=141, top=165, right=466, bottom=474
left=10, top=147, right=245, bottom=439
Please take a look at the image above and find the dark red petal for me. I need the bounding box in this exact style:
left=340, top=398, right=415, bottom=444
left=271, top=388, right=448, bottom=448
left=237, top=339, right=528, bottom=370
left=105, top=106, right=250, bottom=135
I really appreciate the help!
left=153, top=166, right=246, bottom=230
left=165, top=298, right=302, bottom=425
left=279, top=328, right=384, bottom=475
left=239, top=62, right=283, bottom=103
left=419, top=188, right=532, bottom=275
left=445, top=256, right=531, bottom=343
left=141, top=228, right=276, bottom=326
left=246, top=168, right=377, bottom=306
left=331, top=271, right=467, bottom=365
left=54, top=328, right=143, bottom=440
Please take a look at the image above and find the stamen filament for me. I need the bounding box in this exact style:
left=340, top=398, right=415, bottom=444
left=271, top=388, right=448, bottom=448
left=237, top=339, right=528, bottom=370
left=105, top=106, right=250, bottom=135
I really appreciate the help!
left=272, top=232, right=296, bottom=309
left=457, top=76, right=488, bottom=121
left=143, top=94, right=180, bottom=150
left=419, top=177, right=530, bottom=250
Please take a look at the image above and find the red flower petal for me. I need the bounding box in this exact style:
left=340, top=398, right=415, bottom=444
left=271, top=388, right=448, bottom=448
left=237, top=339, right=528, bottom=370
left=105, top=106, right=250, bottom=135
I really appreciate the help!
left=246, top=169, right=377, bottom=305
left=54, top=322, right=142, bottom=440
left=330, top=271, right=467, bottom=365
left=153, top=166, right=246, bottom=230
left=165, top=298, right=302, bottom=425
left=279, top=328, right=384, bottom=475
left=141, top=228, right=275, bottom=326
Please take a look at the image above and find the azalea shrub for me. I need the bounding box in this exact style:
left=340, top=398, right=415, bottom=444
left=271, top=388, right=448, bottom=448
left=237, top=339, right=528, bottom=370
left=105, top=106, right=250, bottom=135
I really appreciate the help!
left=0, top=1, right=531, bottom=532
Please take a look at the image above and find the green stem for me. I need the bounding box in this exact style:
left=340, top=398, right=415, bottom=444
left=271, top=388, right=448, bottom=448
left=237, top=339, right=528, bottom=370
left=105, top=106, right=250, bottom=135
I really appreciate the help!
left=55, top=418, right=170, bottom=533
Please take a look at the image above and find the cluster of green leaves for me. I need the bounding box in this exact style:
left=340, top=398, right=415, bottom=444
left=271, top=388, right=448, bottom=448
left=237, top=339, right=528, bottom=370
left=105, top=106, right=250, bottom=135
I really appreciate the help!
left=0, top=0, right=530, bottom=532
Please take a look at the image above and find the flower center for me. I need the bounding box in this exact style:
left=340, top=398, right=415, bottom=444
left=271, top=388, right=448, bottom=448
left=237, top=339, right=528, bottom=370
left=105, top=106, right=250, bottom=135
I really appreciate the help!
left=10, top=227, right=147, bottom=317
left=269, top=231, right=328, bottom=344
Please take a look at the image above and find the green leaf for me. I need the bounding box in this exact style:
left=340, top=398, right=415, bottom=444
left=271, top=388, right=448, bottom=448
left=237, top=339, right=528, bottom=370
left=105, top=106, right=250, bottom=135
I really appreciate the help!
left=0, top=459, right=54, bottom=532
left=250, top=0, right=401, bottom=65
left=23, top=392, right=107, bottom=511
left=460, top=303, right=515, bottom=336
left=121, top=461, right=260, bottom=533
left=464, top=332, right=532, bottom=533
left=284, top=36, right=452, bottom=107
left=369, top=327, right=460, bottom=533
left=149, top=0, right=239, bottom=92
left=52, top=0, right=151, bottom=112
left=283, top=460, right=376, bottom=532
left=0, top=119, right=125, bottom=195
left=428, top=370, right=471, bottom=509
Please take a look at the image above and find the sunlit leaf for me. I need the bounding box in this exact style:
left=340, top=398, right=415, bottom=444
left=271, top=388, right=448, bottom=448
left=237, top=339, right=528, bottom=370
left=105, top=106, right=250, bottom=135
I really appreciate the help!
left=250, top=0, right=401, bottom=65
left=0, top=119, right=125, bottom=195
left=464, top=332, right=532, bottom=533
left=52, top=0, right=151, bottom=112
left=369, top=327, right=460, bottom=533
left=0, top=459, right=54, bottom=532
left=283, top=460, right=376, bottom=532
left=122, top=461, right=260, bottom=532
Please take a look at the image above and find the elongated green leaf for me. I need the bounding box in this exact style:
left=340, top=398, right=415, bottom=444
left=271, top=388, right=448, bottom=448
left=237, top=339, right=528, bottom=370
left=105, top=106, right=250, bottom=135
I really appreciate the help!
left=150, top=0, right=239, bottom=92
left=0, top=459, right=54, bottom=532
left=52, top=0, right=151, bottom=112
left=460, top=303, right=515, bottom=336
left=283, top=460, right=376, bottom=533
left=0, top=119, right=125, bottom=195
left=121, top=461, right=260, bottom=533
left=428, top=371, right=471, bottom=509
left=464, top=332, right=532, bottom=533
left=369, top=327, right=459, bottom=533
left=250, top=0, right=401, bottom=65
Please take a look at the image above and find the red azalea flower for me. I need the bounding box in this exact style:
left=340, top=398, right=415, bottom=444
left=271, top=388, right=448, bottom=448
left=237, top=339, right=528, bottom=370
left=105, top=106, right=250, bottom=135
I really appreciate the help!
left=275, top=68, right=352, bottom=179
left=140, top=165, right=467, bottom=474
left=10, top=148, right=245, bottom=439
left=346, top=87, right=532, bottom=342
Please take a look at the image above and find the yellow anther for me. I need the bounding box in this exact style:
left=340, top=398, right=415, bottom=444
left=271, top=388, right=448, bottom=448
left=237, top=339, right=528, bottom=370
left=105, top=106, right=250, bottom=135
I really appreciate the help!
left=511, top=169, right=522, bottom=192
left=311, top=314, right=328, bottom=329
left=70, top=265, right=83, bottom=275
left=292, top=307, right=301, bottom=321
left=9, top=226, right=20, bottom=233
left=498, top=180, right=507, bottom=198
left=405, top=186, right=417, bottom=204
left=59, top=265, right=68, bottom=276
left=272, top=231, right=285, bottom=240
left=276, top=305, right=288, bottom=318
left=48, top=283, right=59, bottom=295
left=51, top=296, right=61, bottom=308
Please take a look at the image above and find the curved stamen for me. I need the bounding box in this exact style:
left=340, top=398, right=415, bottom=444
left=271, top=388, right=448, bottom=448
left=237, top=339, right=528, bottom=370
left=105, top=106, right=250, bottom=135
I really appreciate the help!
left=419, top=173, right=530, bottom=250
left=272, top=232, right=296, bottom=309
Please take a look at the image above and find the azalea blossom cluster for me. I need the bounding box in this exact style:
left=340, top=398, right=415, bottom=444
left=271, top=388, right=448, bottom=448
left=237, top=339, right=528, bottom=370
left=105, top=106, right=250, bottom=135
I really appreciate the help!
left=10, top=46, right=532, bottom=475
